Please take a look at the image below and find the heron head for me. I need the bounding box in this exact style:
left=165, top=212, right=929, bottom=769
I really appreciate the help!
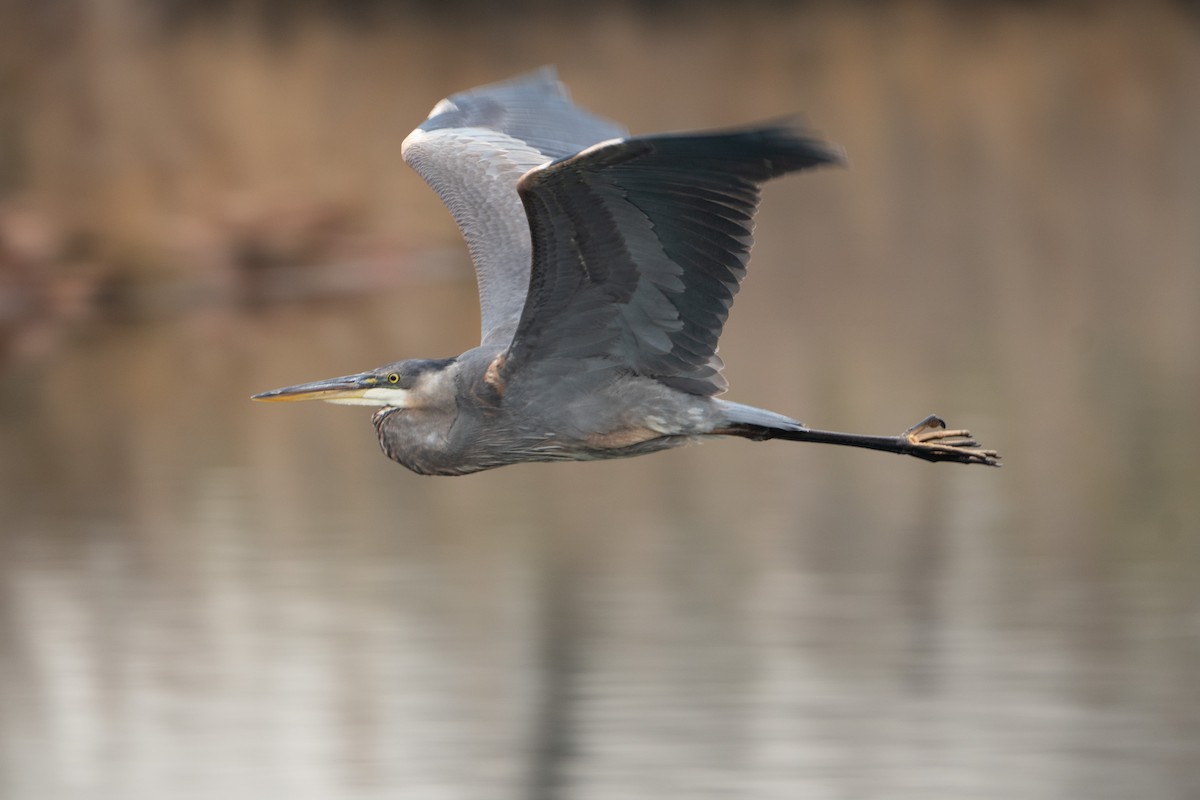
left=252, top=358, right=457, bottom=408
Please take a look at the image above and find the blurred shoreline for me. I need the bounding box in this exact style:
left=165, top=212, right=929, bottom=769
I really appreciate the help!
left=1, top=0, right=1198, bottom=363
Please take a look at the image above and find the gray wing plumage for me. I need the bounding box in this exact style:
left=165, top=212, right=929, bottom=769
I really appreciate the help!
left=401, top=67, right=626, bottom=346
left=501, top=120, right=845, bottom=396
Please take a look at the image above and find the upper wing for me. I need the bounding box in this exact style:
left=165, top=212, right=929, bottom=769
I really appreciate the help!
left=401, top=67, right=627, bottom=346
left=499, top=120, right=844, bottom=396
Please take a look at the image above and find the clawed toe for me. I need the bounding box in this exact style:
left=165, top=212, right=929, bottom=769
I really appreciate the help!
left=901, top=414, right=1000, bottom=466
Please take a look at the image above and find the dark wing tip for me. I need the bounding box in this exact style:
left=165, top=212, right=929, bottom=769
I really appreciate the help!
left=736, top=116, right=848, bottom=173
left=517, top=117, right=845, bottom=195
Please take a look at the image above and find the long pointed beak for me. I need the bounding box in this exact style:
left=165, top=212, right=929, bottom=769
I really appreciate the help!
left=252, top=372, right=378, bottom=403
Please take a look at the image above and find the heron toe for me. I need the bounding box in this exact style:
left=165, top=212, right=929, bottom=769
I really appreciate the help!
left=902, top=415, right=1001, bottom=466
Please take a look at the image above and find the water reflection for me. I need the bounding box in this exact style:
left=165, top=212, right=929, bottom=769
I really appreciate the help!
left=2, top=280, right=1197, bottom=798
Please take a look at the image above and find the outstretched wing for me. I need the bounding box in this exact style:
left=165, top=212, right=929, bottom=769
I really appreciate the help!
left=401, top=67, right=626, bottom=346
left=500, top=120, right=844, bottom=396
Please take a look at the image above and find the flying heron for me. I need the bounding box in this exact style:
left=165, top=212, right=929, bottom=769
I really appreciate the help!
left=253, top=68, right=999, bottom=476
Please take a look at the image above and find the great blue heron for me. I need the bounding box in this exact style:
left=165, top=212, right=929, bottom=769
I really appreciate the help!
left=253, top=68, right=999, bottom=475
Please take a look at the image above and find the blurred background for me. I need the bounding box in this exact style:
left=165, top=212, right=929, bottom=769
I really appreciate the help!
left=1, top=0, right=1198, bottom=798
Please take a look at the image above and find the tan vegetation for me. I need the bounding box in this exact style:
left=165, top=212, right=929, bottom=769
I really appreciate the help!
left=0, top=0, right=1196, bottom=373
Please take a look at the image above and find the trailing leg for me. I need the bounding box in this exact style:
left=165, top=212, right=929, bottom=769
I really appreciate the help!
left=715, top=405, right=1000, bottom=466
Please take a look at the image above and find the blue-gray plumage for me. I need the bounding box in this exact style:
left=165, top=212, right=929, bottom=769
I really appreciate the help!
left=253, top=68, right=999, bottom=475
left=401, top=66, right=627, bottom=347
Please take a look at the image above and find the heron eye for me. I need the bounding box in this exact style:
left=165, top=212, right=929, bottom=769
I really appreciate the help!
left=387, top=373, right=400, bottom=384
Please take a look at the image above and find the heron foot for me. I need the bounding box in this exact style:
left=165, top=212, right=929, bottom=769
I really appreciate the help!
left=901, top=415, right=1000, bottom=466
